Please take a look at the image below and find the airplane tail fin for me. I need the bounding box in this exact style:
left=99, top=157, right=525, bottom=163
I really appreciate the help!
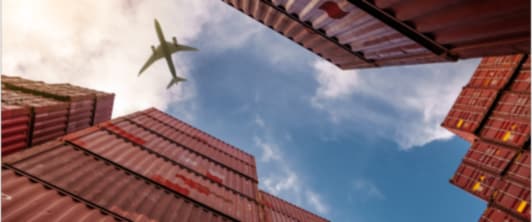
left=166, top=76, right=186, bottom=89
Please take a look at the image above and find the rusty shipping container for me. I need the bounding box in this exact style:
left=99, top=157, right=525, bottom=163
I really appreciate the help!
left=145, top=108, right=256, bottom=166
left=99, top=118, right=258, bottom=198
left=2, top=141, right=238, bottom=222
left=490, top=91, right=530, bottom=121
left=462, top=139, right=518, bottom=175
left=492, top=178, right=531, bottom=220
left=449, top=162, right=500, bottom=202
left=441, top=87, right=499, bottom=143
left=479, top=206, right=527, bottom=222
left=221, top=0, right=530, bottom=69
left=2, top=88, right=70, bottom=147
left=126, top=110, right=258, bottom=181
left=1, top=103, right=30, bottom=155
left=258, top=190, right=329, bottom=222
left=505, top=150, right=531, bottom=187
left=2, top=75, right=114, bottom=130
left=2, top=167, right=127, bottom=222
left=467, top=54, right=526, bottom=90
left=479, top=115, right=530, bottom=149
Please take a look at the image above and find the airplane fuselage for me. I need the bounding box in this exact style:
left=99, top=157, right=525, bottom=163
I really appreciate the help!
left=154, top=20, right=177, bottom=78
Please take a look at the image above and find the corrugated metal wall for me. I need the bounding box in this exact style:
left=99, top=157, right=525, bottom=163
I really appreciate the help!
left=221, top=0, right=530, bottom=69
left=1, top=75, right=115, bottom=154
left=258, top=190, right=329, bottom=222
left=442, top=54, right=531, bottom=221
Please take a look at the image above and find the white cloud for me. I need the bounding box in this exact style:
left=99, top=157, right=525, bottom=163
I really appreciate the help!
left=310, top=59, right=480, bottom=149
left=2, top=0, right=225, bottom=117
left=351, top=178, right=385, bottom=201
left=254, top=136, right=280, bottom=162
left=255, top=132, right=329, bottom=215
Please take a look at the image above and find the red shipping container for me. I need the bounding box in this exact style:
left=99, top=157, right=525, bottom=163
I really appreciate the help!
left=479, top=54, right=525, bottom=69
left=2, top=141, right=238, bottom=222
left=467, top=69, right=519, bottom=90
left=259, top=190, right=329, bottom=222
left=506, top=151, right=531, bottom=186
left=463, top=140, right=518, bottom=175
left=491, top=92, right=530, bottom=121
left=493, top=178, right=531, bottom=220
left=509, top=69, right=530, bottom=93
left=2, top=168, right=125, bottom=222
left=62, top=127, right=260, bottom=222
left=77, top=119, right=258, bottom=199
left=126, top=112, right=258, bottom=181
left=479, top=116, right=530, bottom=149
left=1, top=103, right=30, bottom=155
left=145, top=108, right=256, bottom=166
left=479, top=206, right=527, bottom=222
left=442, top=88, right=499, bottom=143
left=449, top=162, right=500, bottom=201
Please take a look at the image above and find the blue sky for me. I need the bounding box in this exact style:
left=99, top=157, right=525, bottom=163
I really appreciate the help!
left=4, top=0, right=486, bottom=221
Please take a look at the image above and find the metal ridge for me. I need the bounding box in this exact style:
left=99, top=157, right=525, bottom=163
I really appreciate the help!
left=347, top=0, right=458, bottom=61
left=62, top=140, right=240, bottom=222
left=1, top=164, right=131, bottom=222
left=260, top=190, right=330, bottom=222
left=123, top=116, right=259, bottom=183
left=139, top=111, right=257, bottom=170
left=151, top=109, right=256, bottom=163
left=97, top=122, right=259, bottom=201
left=222, top=0, right=378, bottom=67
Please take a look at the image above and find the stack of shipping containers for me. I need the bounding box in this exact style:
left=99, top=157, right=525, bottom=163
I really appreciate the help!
left=221, top=0, right=530, bottom=69
left=1, top=75, right=114, bottom=155
left=442, top=54, right=530, bottom=221
left=2, top=105, right=329, bottom=221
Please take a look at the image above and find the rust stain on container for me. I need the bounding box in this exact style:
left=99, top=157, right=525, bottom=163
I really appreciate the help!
left=2, top=141, right=238, bottom=222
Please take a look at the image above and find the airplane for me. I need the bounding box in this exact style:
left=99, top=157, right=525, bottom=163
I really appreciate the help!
left=138, top=19, right=198, bottom=89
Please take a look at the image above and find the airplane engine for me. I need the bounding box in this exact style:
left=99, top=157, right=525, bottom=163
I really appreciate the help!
left=173, top=37, right=177, bottom=46
left=151, top=45, right=156, bottom=52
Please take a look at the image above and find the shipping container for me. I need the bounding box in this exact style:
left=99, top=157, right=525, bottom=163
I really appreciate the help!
left=463, top=139, right=518, bottom=175
left=61, top=125, right=260, bottom=222
left=449, top=162, right=500, bottom=201
left=2, top=141, right=238, bottom=222
left=259, top=190, right=329, bottom=222
left=65, top=118, right=259, bottom=200
left=125, top=111, right=258, bottom=181
left=479, top=206, right=527, bottom=222
left=509, top=66, right=531, bottom=93
left=491, top=91, right=530, bottom=121
left=261, top=205, right=299, bottom=222
left=145, top=108, right=256, bottom=166
left=221, top=0, right=530, bottom=69
left=2, top=167, right=127, bottom=222
left=479, top=116, right=530, bottom=149
left=479, top=54, right=526, bottom=69
left=1, top=103, right=30, bottom=155
left=441, top=88, right=499, bottom=143
left=505, top=150, right=531, bottom=186
left=492, top=178, right=531, bottom=220
left=2, top=75, right=114, bottom=130
left=2, top=88, right=69, bottom=147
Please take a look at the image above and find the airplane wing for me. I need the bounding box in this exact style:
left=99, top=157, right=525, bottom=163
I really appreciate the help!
left=138, top=45, right=165, bottom=76
left=166, top=42, right=199, bottom=53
